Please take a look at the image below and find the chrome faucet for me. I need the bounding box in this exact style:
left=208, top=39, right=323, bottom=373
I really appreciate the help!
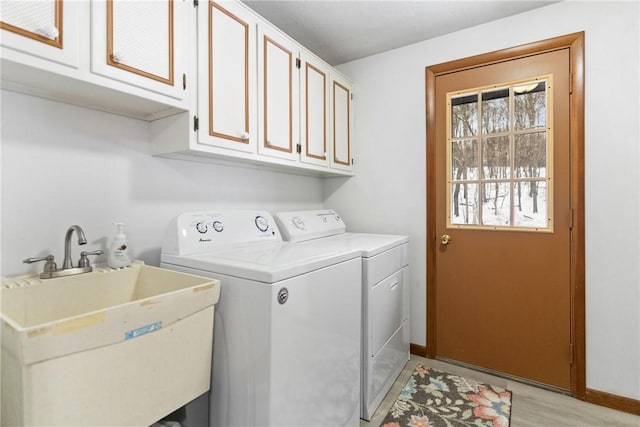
left=23, top=225, right=103, bottom=279
left=63, top=225, right=87, bottom=269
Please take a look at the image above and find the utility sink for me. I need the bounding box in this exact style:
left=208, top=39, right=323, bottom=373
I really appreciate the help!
left=1, top=261, right=220, bottom=427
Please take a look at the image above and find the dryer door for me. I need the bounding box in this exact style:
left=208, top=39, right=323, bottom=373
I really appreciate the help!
left=370, top=267, right=408, bottom=356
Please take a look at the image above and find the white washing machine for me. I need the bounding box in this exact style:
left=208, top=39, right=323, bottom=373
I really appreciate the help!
left=275, top=210, right=409, bottom=421
left=160, top=210, right=362, bottom=427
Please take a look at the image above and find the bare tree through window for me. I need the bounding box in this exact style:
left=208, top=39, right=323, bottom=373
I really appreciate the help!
left=448, top=78, right=551, bottom=230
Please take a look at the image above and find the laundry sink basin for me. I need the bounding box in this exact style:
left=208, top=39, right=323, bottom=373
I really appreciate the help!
left=1, top=261, right=220, bottom=426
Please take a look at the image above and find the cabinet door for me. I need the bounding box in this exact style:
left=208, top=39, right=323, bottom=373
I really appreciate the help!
left=198, top=1, right=256, bottom=154
left=90, top=0, right=186, bottom=100
left=331, top=72, right=353, bottom=172
left=299, top=51, right=330, bottom=167
left=0, top=0, right=79, bottom=68
left=257, top=24, right=299, bottom=161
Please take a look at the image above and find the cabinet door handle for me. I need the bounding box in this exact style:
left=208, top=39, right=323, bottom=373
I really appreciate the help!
left=240, top=132, right=250, bottom=141
left=389, top=279, right=399, bottom=291
left=112, top=50, right=124, bottom=63
left=37, top=24, right=59, bottom=40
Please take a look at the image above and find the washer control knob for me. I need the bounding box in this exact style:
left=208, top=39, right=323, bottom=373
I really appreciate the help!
left=212, top=220, right=224, bottom=232
left=292, top=216, right=305, bottom=230
left=255, top=215, right=269, bottom=232
left=195, top=222, right=208, bottom=234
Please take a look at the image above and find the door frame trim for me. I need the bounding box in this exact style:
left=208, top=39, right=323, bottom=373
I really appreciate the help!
left=425, top=32, right=585, bottom=399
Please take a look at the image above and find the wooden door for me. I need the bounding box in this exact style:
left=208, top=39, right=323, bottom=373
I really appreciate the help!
left=198, top=1, right=257, bottom=153
left=91, top=0, right=186, bottom=99
left=257, top=24, right=299, bottom=162
left=433, top=48, right=572, bottom=390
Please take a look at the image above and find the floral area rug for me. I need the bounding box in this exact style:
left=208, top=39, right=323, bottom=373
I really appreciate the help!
left=380, top=364, right=512, bottom=427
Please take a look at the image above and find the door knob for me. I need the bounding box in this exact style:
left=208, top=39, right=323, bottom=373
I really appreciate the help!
left=440, top=234, right=452, bottom=245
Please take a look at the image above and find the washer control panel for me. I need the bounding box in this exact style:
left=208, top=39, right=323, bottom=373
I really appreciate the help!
left=163, top=210, right=281, bottom=255
left=275, top=210, right=346, bottom=242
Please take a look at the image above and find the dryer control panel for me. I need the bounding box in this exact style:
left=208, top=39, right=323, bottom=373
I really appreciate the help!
left=163, top=210, right=281, bottom=255
left=275, top=210, right=346, bottom=242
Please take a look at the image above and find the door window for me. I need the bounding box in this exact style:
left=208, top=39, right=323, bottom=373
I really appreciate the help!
left=447, top=76, right=553, bottom=231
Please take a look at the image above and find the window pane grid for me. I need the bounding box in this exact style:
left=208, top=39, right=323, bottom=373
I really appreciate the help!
left=447, top=76, right=552, bottom=231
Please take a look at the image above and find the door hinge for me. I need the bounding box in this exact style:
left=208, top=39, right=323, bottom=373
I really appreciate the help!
left=183, top=73, right=186, bottom=90
left=569, top=72, right=573, bottom=95
left=295, top=58, right=301, bottom=69
left=193, top=0, right=198, bottom=7
left=193, top=116, right=199, bottom=132
left=570, top=343, right=575, bottom=365
left=569, top=208, right=575, bottom=230
left=296, top=143, right=301, bottom=154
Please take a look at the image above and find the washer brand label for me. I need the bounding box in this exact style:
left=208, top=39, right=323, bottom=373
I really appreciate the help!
left=125, top=321, right=162, bottom=340
left=199, top=238, right=212, bottom=242
left=277, top=287, right=289, bottom=305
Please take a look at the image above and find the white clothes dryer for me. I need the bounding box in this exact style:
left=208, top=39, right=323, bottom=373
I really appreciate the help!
left=160, top=210, right=362, bottom=427
left=275, top=210, right=409, bottom=421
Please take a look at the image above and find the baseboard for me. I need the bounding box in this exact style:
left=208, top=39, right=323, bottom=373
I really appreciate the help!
left=586, top=388, right=640, bottom=416
left=410, top=343, right=427, bottom=357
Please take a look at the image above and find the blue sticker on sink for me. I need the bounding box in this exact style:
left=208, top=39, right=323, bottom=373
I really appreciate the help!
left=125, top=321, right=162, bottom=340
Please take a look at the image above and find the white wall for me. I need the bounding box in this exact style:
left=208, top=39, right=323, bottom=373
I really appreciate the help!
left=325, top=1, right=640, bottom=399
left=1, top=90, right=324, bottom=277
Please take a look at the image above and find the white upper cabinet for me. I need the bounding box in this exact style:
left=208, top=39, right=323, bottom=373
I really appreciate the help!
left=299, top=50, right=330, bottom=168
left=1, top=1, right=188, bottom=119
left=90, top=0, right=187, bottom=99
left=257, top=23, right=299, bottom=162
left=0, top=0, right=80, bottom=68
left=197, top=1, right=257, bottom=153
left=331, top=71, right=353, bottom=172
left=151, top=0, right=354, bottom=176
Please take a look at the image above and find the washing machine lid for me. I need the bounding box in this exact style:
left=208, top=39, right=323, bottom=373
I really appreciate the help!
left=161, top=242, right=360, bottom=283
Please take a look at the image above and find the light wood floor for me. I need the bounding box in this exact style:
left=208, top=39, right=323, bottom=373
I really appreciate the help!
left=361, top=355, right=640, bottom=427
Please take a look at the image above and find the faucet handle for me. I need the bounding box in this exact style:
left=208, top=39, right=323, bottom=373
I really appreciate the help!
left=23, top=255, right=58, bottom=273
left=78, top=250, right=104, bottom=268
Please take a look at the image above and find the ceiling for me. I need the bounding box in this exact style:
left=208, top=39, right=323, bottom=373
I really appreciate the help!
left=242, top=1, right=558, bottom=66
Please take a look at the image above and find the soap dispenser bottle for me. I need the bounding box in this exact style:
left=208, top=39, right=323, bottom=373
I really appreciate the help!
left=108, top=222, right=131, bottom=268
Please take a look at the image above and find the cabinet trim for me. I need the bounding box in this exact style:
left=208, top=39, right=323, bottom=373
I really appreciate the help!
left=333, top=80, right=351, bottom=166
left=305, top=62, right=327, bottom=160
left=263, top=35, right=293, bottom=153
left=0, top=0, right=64, bottom=49
left=106, top=0, right=174, bottom=86
left=209, top=1, right=250, bottom=144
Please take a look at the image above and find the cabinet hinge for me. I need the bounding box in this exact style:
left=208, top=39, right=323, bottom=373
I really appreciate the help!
left=193, top=0, right=199, bottom=7
left=350, top=93, right=353, bottom=101
left=183, top=73, right=186, bottom=90
left=295, top=58, right=301, bottom=69
left=193, top=116, right=199, bottom=132
left=296, top=144, right=301, bottom=154
left=351, top=158, right=354, bottom=165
